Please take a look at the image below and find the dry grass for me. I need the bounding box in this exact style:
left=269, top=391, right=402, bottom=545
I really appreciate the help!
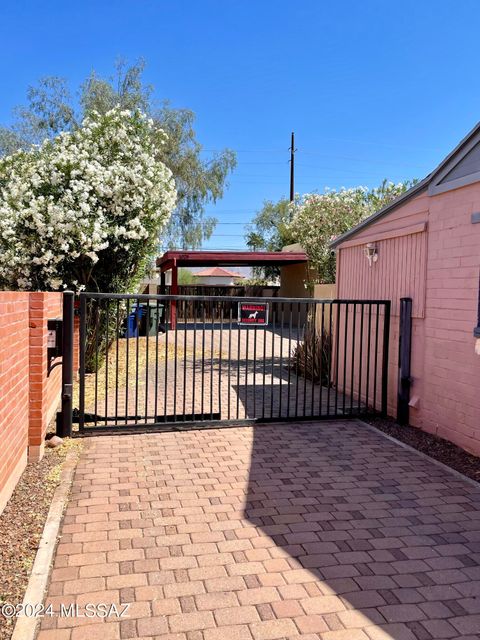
left=75, top=335, right=228, bottom=410
left=74, top=337, right=191, bottom=408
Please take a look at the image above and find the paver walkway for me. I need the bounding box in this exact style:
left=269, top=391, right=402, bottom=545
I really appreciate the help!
left=37, top=421, right=480, bottom=640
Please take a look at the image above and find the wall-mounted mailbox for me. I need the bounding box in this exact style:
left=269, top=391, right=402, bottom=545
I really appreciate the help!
left=47, top=318, right=63, bottom=360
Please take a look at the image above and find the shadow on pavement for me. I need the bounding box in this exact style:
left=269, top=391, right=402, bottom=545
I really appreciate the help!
left=244, top=421, right=480, bottom=638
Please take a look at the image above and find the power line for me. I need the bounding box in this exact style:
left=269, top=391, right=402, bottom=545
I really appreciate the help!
left=172, top=209, right=254, bottom=214
left=201, top=152, right=428, bottom=175
left=233, top=161, right=288, bottom=166
left=163, top=232, right=252, bottom=237
left=200, top=139, right=444, bottom=154
left=221, top=180, right=391, bottom=186
left=189, top=222, right=251, bottom=225
left=296, top=156, right=428, bottom=170
left=226, top=169, right=416, bottom=178
left=201, top=148, right=285, bottom=154
left=171, top=215, right=254, bottom=221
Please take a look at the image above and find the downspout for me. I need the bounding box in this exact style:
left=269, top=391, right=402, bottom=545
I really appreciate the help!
left=397, top=297, right=413, bottom=425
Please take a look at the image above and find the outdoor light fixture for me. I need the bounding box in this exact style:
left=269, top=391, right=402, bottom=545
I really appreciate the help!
left=364, top=242, right=378, bottom=266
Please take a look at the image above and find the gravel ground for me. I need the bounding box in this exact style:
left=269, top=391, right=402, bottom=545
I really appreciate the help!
left=0, top=439, right=82, bottom=640
left=365, top=415, right=480, bottom=483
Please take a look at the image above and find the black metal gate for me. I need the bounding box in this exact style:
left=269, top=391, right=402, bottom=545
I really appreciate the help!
left=74, top=293, right=390, bottom=432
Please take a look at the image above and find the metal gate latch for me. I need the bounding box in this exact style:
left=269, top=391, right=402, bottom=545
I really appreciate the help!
left=63, top=384, right=73, bottom=399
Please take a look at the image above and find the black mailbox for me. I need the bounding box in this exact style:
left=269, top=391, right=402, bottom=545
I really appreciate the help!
left=47, top=318, right=63, bottom=360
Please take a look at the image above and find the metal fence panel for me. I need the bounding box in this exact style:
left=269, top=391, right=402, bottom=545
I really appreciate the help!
left=75, top=294, right=391, bottom=431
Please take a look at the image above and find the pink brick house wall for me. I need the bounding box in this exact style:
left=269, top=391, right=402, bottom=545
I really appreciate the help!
left=334, top=181, right=480, bottom=455
left=423, top=185, right=479, bottom=451
left=0, top=292, right=66, bottom=514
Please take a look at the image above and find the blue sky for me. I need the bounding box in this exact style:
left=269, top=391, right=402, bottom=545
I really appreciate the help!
left=1, top=0, right=480, bottom=251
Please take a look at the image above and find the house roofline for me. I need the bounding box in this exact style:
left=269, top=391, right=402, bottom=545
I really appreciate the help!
left=330, top=120, right=480, bottom=249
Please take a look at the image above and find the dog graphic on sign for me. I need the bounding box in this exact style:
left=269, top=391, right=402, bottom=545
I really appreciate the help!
left=238, top=303, right=268, bottom=325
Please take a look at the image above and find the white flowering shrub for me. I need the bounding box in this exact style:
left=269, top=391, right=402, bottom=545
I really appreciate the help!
left=0, top=107, right=176, bottom=292
left=288, top=188, right=367, bottom=284
left=289, top=181, right=411, bottom=283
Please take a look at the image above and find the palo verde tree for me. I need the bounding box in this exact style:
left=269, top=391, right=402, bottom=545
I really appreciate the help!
left=0, top=59, right=236, bottom=250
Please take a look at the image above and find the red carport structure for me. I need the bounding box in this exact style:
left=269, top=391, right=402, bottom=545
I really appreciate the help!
left=156, top=250, right=308, bottom=327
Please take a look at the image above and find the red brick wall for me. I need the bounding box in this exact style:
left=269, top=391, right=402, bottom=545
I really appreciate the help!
left=0, top=293, right=30, bottom=514
left=28, top=293, right=63, bottom=460
left=0, top=291, right=73, bottom=514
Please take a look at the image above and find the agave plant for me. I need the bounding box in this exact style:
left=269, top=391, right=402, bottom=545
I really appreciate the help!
left=291, top=325, right=332, bottom=387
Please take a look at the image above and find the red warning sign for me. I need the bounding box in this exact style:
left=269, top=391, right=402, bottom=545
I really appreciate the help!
left=238, top=302, right=269, bottom=325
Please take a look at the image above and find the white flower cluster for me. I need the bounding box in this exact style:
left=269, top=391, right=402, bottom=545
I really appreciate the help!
left=288, top=182, right=409, bottom=283
left=0, top=107, right=176, bottom=290
left=288, top=188, right=369, bottom=269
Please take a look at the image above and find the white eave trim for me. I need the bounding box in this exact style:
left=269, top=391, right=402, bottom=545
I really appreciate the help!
left=428, top=170, right=480, bottom=196
left=428, top=127, right=480, bottom=196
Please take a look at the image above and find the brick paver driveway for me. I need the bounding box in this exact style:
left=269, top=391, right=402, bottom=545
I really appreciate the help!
left=38, top=421, right=480, bottom=640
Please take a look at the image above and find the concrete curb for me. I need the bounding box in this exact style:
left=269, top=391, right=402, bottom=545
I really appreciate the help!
left=10, top=450, right=78, bottom=640
left=356, top=419, right=480, bottom=490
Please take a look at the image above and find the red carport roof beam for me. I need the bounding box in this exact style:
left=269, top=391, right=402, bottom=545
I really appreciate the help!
left=157, top=250, right=308, bottom=271
left=157, top=250, right=308, bottom=330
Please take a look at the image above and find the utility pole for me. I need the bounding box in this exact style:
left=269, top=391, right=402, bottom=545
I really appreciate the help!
left=289, top=131, right=295, bottom=202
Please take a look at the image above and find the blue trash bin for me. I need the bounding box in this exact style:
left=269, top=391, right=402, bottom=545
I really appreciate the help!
left=125, top=305, right=146, bottom=337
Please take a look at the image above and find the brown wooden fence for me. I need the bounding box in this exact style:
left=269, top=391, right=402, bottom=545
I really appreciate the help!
left=159, top=285, right=279, bottom=319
